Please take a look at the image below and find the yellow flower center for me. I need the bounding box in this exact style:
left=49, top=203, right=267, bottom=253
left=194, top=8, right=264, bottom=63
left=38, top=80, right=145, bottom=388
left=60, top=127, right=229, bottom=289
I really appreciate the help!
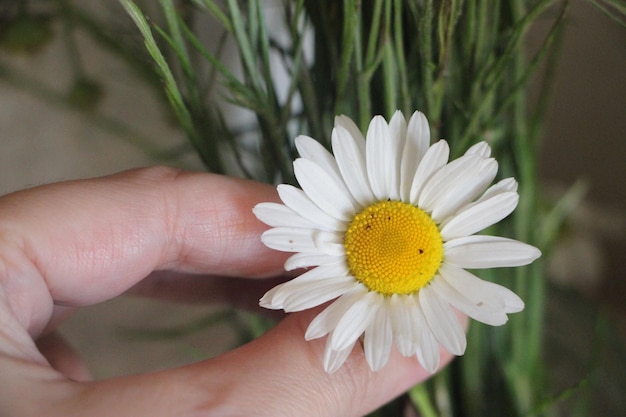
left=344, top=200, right=443, bottom=296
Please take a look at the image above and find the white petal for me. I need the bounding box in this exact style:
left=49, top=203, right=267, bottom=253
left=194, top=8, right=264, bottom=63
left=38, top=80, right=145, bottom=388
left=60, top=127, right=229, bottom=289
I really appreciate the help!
left=295, top=137, right=359, bottom=208
left=330, top=291, right=380, bottom=350
left=418, top=154, right=479, bottom=208
left=277, top=184, right=346, bottom=232
left=409, top=140, right=450, bottom=203
left=294, top=158, right=356, bottom=222
left=366, top=116, right=401, bottom=200
left=444, top=235, right=542, bottom=268
left=258, top=283, right=284, bottom=310
left=444, top=177, right=518, bottom=227
left=253, top=202, right=316, bottom=229
left=419, top=154, right=490, bottom=218
left=389, top=294, right=415, bottom=357
left=335, top=115, right=366, bottom=153
left=465, top=141, right=491, bottom=158
left=295, top=135, right=343, bottom=183
left=400, top=111, right=430, bottom=200
left=305, top=285, right=368, bottom=340
left=364, top=300, right=393, bottom=371
left=457, top=158, right=500, bottom=205
left=389, top=110, right=407, bottom=162
left=430, top=158, right=499, bottom=223
left=437, top=263, right=504, bottom=310
left=419, top=285, right=466, bottom=356
left=259, top=263, right=348, bottom=309
left=288, top=261, right=349, bottom=283
left=429, top=276, right=508, bottom=326
left=332, top=125, right=375, bottom=206
left=440, top=192, right=519, bottom=240
left=261, top=227, right=342, bottom=255
left=324, top=336, right=356, bottom=374
left=411, top=296, right=441, bottom=373
left=387, top=111, right=407, bottom=200
left=261, top=227, right=316, bottom=253
left=476, top=178, right=518, bottom=204
left=389, top=110, right=407, bottom=133
left=284, top=252, right=342, bottom=270
left=439, top=263, right=524, bottom=313
left=283, top=276, right=358, bottom=312
left=312, top=231, right=345, bottom=256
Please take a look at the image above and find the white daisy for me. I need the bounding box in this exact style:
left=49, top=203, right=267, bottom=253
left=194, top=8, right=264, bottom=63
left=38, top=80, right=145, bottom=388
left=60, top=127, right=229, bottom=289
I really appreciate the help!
left=253, top=110, right=541, bottom=374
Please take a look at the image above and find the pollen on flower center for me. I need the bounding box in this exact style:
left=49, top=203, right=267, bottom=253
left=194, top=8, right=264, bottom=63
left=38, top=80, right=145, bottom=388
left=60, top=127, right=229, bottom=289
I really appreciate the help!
left=344, top=200, right=443, bottom=296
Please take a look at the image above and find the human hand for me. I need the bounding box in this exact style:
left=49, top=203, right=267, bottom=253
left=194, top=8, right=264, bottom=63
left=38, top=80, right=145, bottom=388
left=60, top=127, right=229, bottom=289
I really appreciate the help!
left=0, top=167, right=457, bottom=417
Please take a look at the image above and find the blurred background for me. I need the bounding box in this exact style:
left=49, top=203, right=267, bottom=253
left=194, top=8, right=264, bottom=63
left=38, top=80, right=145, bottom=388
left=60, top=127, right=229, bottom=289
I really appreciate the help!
left=0, top=0, right=624, bottom=408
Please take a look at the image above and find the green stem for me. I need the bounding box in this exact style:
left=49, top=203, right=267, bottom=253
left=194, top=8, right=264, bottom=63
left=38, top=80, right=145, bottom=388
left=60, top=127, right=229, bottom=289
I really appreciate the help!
left=392, top=0, right=410, bottom=114
left=337, top=0, right=360, bottom=101
left=409, top=384, right=439, bottom=417
left=420, top=0, right=436, bottom=125
left=508, top=1, right=545, bottom=414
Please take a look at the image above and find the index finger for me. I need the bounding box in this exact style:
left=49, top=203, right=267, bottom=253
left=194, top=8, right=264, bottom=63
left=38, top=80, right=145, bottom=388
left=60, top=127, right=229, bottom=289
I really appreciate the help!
left=0, top=167, right=286, bottom=334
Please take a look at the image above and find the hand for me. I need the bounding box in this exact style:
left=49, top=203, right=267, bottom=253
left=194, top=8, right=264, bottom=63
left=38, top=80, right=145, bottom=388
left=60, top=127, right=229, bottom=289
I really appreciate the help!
left=0, top=167, right=456, bottom=417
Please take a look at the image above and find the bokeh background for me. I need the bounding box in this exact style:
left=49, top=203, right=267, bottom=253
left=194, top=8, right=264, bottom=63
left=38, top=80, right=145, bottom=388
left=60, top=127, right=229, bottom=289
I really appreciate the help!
left=1, top=0, right=624, bottom=387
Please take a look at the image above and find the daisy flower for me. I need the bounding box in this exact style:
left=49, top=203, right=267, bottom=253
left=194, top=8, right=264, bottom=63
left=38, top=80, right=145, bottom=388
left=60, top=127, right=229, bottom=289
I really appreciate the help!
left=253, top=110, right=541, bottom=374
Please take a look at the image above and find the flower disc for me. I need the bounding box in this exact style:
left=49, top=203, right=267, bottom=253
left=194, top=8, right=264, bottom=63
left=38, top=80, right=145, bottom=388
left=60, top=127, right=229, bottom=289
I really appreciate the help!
left=344, top=200, right=443, bottom=295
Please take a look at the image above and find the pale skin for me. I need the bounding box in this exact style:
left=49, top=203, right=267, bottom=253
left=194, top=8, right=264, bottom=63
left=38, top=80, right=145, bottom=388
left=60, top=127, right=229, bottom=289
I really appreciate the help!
left=0, top=166, right=461, bottom=417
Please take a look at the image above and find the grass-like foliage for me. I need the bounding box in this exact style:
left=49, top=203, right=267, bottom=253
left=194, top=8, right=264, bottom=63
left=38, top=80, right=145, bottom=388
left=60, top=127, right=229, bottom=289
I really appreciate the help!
left=116, top=1, right=577, bottom=415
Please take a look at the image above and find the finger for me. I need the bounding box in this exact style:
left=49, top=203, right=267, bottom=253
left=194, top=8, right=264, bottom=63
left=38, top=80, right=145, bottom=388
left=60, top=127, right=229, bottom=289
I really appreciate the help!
left=0, top=167, right=287, bottom=335
left=2, top=305, right=463, bottom=417
left=60, top=308, right=464, bottom=417
left=127, top=271, right=289, bottom=316
left=192, top=309, right=454, bottom=417
left=36, top=332, right=92, bottom=382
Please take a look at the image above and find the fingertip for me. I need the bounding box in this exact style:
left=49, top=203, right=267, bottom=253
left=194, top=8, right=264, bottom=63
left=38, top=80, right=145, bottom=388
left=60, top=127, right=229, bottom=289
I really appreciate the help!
left=157, top=169, right=288, bottom=277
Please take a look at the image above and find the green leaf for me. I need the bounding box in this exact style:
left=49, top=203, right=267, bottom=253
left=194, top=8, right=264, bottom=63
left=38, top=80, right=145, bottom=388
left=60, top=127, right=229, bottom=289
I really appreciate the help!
left=587, top=0, right=626, bottom=27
